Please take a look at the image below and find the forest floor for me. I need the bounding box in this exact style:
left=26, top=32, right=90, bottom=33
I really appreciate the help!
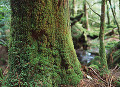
left=77, top=65, right=120, bottom=87
left=78, top=27, right=120, bottom=87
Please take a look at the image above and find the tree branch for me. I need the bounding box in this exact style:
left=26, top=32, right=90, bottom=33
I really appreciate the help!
left=86, top=1, right=101, bottom=17
left=87, top=1, right=101, bottom=9
left=88, top=67, right=108, bottom=85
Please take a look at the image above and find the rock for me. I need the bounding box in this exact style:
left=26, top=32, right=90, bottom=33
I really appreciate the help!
left=88, top=48, right=99, bottom=55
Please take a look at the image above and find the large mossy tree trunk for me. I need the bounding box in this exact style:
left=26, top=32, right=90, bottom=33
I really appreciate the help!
left=99, top=0, right=108, bottom=72
left=7, top=0, right=83, bottom=87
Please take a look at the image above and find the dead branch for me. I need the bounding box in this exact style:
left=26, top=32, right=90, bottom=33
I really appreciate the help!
left=88, top=67, right=108, bottom=85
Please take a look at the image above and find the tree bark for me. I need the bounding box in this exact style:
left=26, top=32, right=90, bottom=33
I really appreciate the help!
left=99, top=0, right=108, bottom=72
left=7, top=0, right=83, bottom=87
left=83, top=0, right=89, bottom=30
left=106, top=0, right=110, bottom=25
left=119, top=0, right=120, bottom=18
left=72, top=0, right=77, bottom=16
left=113, top=0, right=116, bottom=25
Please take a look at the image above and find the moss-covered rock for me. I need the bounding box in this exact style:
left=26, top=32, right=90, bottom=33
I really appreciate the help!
left=71, top=23, right=88, bottom=49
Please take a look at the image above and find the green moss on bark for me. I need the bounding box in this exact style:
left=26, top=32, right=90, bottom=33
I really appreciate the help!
left=7, top=0, right=83, bottom=87
left=99, top=0, right=108, bottom=72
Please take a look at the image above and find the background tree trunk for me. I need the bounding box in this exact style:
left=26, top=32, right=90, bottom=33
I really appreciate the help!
left=119, top=0, right=120, bottom=18
left=106, top=0, right=110, bottom=26
left=7, top=0, right=83, bottom=87
left=83, top=0, right=89, bottom=30
left=113, top=0, right=116, bottom=25
left=72, top=0, right=77, bottom=16
left=99, top=0, right=108, bottom=72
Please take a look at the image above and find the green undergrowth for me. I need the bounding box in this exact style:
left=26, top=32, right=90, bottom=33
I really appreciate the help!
left=87, top=30, right=98, bottom=37
left=89, top=35, right=118, bottom=49
left=115, top=81, right=120, bottom=87
left=105, top=41, right=118, bottom=50
left=114, top=76, right=120, bottom=87
left=111, top=49, right=120, bottom=66
left=89, top=38, right=99, bottom=48
left=88, top=27, right=99, bottom=36
left=89, top=55, right=110, bottom=75
left=89, top=56, right=101, bottom=68
left=107, top=24, right=117, bottom=28
left=90, top=25, right=116, bottom=34
left=89, top=64, right=99, bottom=70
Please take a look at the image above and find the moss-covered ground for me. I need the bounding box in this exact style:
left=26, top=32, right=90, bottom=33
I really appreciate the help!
left=88, top=25, right=119, bottom=49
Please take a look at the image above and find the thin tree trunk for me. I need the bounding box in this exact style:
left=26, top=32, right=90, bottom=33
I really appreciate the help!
left=99, top=0, right=108, bottom=72
left=7, top=0, right=83, bottom=87
left=106, top=0, right=110, bottom=25
left=113, top=0, right=116, bottom=25
left=83, top=0, right=89, bottom=30
left=73, top=0, right=77, bottom=16
left=108, top=0, right=120, bottom=39
left=119, top=0, right=120, bottom=18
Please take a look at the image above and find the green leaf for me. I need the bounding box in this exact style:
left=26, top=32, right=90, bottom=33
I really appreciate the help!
left=0, top=68, right=3, bottom=79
